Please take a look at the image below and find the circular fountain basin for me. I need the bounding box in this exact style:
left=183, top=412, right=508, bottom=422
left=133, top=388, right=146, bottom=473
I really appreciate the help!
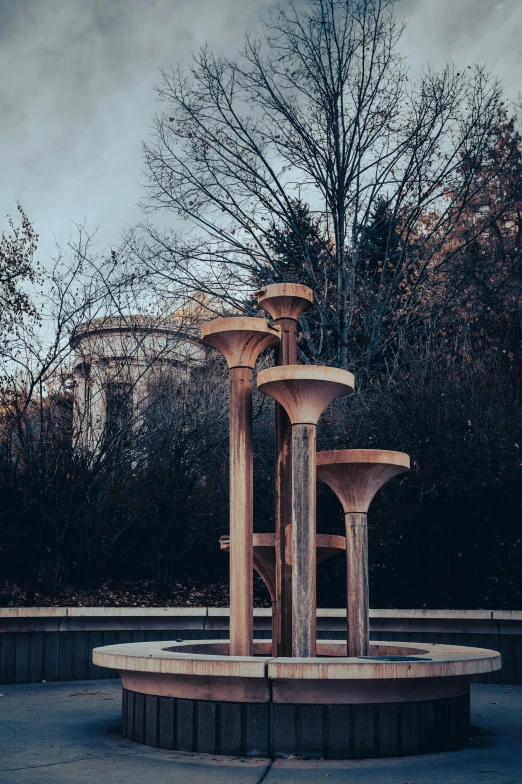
left=93, top=639, right=500, bottom=759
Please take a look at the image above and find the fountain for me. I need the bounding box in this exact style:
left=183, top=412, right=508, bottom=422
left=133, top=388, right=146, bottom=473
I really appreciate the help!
left=93, top=282, right=501, bottom=759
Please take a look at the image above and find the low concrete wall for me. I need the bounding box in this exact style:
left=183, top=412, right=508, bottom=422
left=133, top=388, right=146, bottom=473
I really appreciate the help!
left=1, top=607, right=521, bottom=685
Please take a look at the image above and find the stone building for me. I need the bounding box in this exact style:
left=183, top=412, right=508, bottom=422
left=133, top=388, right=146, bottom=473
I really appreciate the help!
left=70, top=315, right=203, bottom=451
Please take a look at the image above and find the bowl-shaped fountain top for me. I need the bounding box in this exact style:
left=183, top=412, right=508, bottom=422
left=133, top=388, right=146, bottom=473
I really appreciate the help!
left=201, top=317, right=280, bottom=369
left=317, top=449, right=410, bottom=513
left=256, top=283, right=313, bottom=321
left=257, top=365, right=354, bottom=425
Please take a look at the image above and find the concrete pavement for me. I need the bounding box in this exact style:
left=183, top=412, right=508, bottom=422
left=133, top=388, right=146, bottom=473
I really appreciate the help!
left=1, top=680, right=521, bottom=783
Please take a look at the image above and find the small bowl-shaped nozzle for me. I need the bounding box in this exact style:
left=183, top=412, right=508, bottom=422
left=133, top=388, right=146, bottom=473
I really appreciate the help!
left=201, top=317, right=279, bottom=369
left=257, top=365, right=354, bottom=425
left=317, top=449, right=410, bottom=513
left=256, top=283, right=313, bottom=321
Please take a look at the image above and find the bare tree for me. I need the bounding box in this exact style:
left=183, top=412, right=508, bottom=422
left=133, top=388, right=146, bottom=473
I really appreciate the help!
left=134, top=0, right=517, bottom=373
left=0, top=213, right=218, bottom=594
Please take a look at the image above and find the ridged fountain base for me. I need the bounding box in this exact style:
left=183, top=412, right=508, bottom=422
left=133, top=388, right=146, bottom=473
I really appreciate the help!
left=93, top=639, right=501, bottom=759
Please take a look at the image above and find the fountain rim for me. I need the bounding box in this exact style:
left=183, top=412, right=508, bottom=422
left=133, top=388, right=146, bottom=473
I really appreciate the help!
left=317, top=448, right=410, bottom=469
left=93, top=638, right=501, bottom=680
left=255, top=282, right=314, bottom=303
left=257, top=364, right=354, bottom=388
left=201, top=316, right=280, bottom=339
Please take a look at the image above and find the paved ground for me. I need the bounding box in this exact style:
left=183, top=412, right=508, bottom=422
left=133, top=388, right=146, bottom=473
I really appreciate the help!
left=0, top=681, right=521, bottom=784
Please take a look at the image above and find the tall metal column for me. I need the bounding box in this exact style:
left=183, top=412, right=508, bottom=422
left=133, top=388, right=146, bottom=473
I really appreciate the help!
left=202, top=317, right=279, bottom=656
left=228, top=365, right=254, bottom=656
left=345, top=512, right=370, bottom=657
left=257, top=284, right=313, bottom=656
left=291, top=421, right=317, bottom=657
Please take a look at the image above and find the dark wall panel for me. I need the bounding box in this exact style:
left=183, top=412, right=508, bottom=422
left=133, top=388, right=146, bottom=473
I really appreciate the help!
left=0, top=615, right=518, bottom=685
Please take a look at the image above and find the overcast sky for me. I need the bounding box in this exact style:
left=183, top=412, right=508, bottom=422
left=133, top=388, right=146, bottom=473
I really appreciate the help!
left=1, top=0, right=521, bottom=266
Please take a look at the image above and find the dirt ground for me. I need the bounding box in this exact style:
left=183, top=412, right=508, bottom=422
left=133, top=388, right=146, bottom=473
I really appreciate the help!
left=0, top=575, right=273, bottom=609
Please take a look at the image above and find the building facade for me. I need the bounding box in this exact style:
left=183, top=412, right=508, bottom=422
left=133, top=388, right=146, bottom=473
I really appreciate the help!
left=70, top=315, right=203, bottom=451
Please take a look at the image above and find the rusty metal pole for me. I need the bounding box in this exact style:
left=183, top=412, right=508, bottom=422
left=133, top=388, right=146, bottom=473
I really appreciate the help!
left=257, top=285, right=313, bottom=657
left=201, top=318, right=279, bottom=656
left=345, top=512, right=370, bottom=657
left=291, top=421, right=317, bottom=657
left=257, top=366, right=354, bottom=658
left=229, top=365, right=254, bottom=656
left=274, top=318, right=296, bottom=656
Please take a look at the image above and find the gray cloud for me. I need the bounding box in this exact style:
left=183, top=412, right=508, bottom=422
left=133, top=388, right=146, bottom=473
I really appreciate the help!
left=0, top=0, right=273, bottom=262
left=400, top=0, right=522, bottom=92
left=1, top=0, right=521, bottom=266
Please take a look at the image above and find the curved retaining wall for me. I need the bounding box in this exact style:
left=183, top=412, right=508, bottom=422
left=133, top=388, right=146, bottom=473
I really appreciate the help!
left=123, top=688, right=470, bottom=758
left=1, top=607, right=520, bottom=685
left=96, top=637, right=499, bottom=759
